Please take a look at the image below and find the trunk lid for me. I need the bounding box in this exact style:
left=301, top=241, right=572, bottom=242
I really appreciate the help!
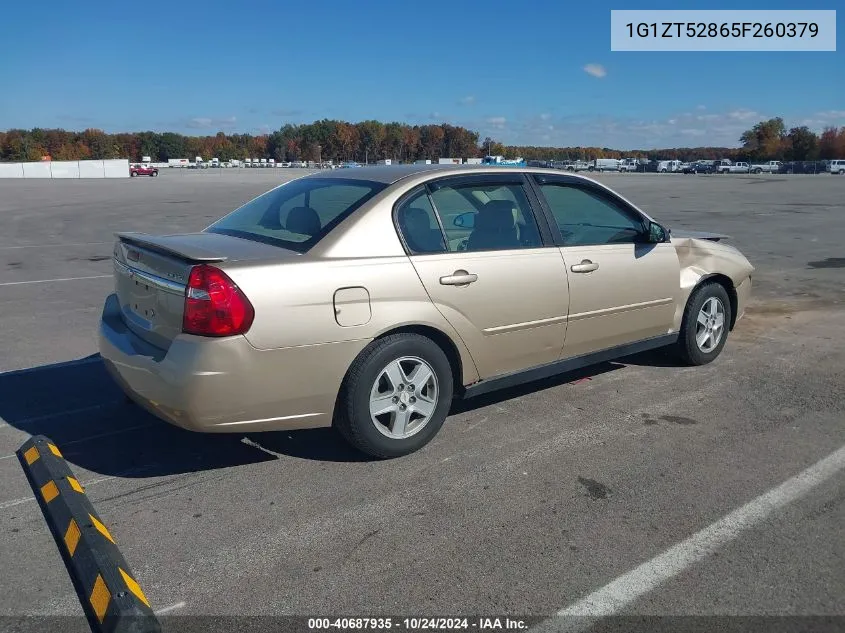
left=112, top=231, right=297, bottom=349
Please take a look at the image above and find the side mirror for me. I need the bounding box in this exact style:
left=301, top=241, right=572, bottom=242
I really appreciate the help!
left=647, top=222, right=668, bottom=243
left=453, top=212, right=475, bottom=229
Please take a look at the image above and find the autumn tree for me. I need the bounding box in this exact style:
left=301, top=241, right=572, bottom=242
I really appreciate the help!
left=785, top=126, right=819, bottom=161
left=358, top=120, right=386, bottom=163
left=419, top=125, right=445, bottom=160
left=740, top=118, right=787, bottom=160
left=818, top=126, right=845, bottom=159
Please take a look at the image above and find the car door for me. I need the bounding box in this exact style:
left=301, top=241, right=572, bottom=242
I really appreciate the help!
left=529, top=174, right=679, bottom=358
left=395, top=174, right=569, bottom=379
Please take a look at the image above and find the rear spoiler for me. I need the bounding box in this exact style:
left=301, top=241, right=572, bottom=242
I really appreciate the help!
left=115, top=232, right=228, bottom=263
left=669, top=230, right=730, bottom=243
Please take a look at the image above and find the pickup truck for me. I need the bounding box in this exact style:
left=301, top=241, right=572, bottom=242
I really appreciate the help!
left=750, top=160, right=781, bottom=174
left=717, top=161, right=749, bottom=174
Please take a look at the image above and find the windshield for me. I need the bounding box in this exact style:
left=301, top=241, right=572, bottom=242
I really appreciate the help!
left=206, top=177, right=387, bottom=253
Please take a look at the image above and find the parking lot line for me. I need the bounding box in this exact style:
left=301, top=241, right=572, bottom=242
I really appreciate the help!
left=0, top=355, right=101, bottom=377
left=0, top=275, right=111, bottom=287
left=0, top=241, right=111, bottom=250
left=0, top=422, right=155, bottom=462
left=0, top=464, right=159, bottom=510
left=544, top=443, right=845, bottom=627
left=154, top=601, right=186, bottom=615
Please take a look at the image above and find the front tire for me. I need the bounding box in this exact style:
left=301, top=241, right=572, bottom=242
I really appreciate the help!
left=151, top=171, right=158, bottom=177
left=675, top=282, right=732, bottom=366
left=334, top=333, right=454, bottom=458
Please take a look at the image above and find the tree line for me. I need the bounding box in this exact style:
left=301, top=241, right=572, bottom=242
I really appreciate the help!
left=1, top=118, right=843, bottom=164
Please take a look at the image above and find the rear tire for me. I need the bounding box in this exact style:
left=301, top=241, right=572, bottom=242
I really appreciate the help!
left=334, top=334, right=454, bottom=458
left=151, top=171, right=158, bottom=177
left=675, top=282, right=732, bottom=366
left=130, top=171, right=137, bottom=177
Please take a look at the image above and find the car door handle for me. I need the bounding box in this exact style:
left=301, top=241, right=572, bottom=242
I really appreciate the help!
left=570, top=260, right=599, bottom=273
left=440, top=270, right=478, bottom=286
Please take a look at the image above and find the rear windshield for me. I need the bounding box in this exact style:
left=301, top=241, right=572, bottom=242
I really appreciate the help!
left=206, top=177, right=387, bottom=253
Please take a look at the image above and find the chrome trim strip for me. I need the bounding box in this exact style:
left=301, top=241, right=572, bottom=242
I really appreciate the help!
left=483, top=314, right=568, bottom=335
left=567, top=297, right=674, bottom=322
left=113, top=258, right=185, bottom=295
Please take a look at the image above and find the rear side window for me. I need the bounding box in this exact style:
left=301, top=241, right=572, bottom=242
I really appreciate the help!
left=428, top=181, right=543, bottom=252
left=395, top=189, right=447, bottom=254
left=207, top=177, right=386, bottom=253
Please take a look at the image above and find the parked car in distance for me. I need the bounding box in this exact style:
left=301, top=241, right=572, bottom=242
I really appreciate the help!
left=130, top=164, right=158, bottom=177
left=778, top=161, right=828, bottom=175
left=750, top=160, right=781, bottom=174
left=99, top=164, right=754, bottom=458
left=718, top=161, right=750, bottom=174
left=828, top=159, right=845, bottom=174
left=589, top=158, right=621, bottom=172
left=682, top=161, right=715, bottom=174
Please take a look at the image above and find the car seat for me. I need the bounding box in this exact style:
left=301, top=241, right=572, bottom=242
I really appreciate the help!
left=286, top=206, right=321, bottom=237
left=398, top=207, right=446, bottom=253
left=466, top=200, right=519, bottom=251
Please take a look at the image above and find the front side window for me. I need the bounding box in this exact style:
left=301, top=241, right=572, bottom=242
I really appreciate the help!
left=537, top=183, right=647, bottom=247
left=428, top=180, right=543, bottom=252
left=207, top=177, right=387, bottom=252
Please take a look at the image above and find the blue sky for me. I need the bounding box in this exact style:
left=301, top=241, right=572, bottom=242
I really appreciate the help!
left=1, top=0, right=842, bottom=149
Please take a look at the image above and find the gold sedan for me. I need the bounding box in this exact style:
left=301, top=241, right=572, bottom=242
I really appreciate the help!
left=99, top=165, right=753, bottom=457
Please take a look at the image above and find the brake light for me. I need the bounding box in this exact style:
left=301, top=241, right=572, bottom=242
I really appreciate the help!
left=182, top=265, right=255, bottom=337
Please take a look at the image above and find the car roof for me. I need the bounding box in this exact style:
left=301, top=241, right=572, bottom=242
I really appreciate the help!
left=302, top=164, right=466, bottom=184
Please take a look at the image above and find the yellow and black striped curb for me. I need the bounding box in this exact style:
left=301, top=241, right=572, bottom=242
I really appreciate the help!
left=17, top=435, right=161, bottom=633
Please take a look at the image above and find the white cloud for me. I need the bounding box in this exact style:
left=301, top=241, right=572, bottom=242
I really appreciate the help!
left=458, top=96, right=476, bottom=105
left=583, top=64, right=607, bottom=78
left=486, top=116, right=507, bottom=128
left=186, top=116, right=237, bottom=130
left=540, top=113, right=551, bottom=121
left=726, top=109, right=760, bottom=122
left=696, top=105, right=707, bottom=111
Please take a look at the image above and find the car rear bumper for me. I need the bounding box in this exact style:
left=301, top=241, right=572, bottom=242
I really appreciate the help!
left=98, top=293, right=368, bottom=433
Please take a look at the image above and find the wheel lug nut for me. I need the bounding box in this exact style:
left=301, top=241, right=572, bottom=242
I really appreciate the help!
left=408, top=384, right=414, bottom=391
left=392, top=396, right=399, bottom=403
left=399, top=404, right=406, bottom=411
left=410, top=396, right=416, bottom=403
left=398, top=384, right=404, bottom=390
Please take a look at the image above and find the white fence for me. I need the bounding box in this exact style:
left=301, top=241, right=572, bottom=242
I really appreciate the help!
left=0, top=159, right=129, bottom=179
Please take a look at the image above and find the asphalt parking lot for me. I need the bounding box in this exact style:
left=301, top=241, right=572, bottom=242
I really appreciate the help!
left=1, top=169, right=843, bottom=627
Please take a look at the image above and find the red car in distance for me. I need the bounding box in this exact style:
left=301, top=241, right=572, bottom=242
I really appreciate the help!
left=130, top=164, right=159, bottom=177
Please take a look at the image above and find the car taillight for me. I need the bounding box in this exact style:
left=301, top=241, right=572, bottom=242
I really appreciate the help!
left=182, top=265, right=255, bottom=337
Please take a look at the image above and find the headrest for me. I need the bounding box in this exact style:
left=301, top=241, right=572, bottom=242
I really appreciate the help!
left=399, top=206, right=432, bottom=231
left=286, top=206, right=321, bottom=237
left=476, top=200, right=516, bottom=231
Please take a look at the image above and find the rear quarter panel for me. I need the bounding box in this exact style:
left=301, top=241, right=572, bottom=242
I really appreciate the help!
left=220, top=256, right=481, bottom=386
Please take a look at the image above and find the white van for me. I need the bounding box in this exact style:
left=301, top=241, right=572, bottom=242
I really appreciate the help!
left=589, top=158, right=620, bottom=172
left=829, top=160, right=845, bottom=174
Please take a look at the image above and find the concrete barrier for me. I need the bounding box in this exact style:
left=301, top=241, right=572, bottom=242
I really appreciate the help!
left=78, top=160, right=106, bottom=178
left=21, top=161, right=53, bottom=178
left=16, top=435, right=161, bottom=633
left=104, top=160, right=129, bottom=178
left=0, top=163, right=24, bottom=178
left=0, top=159, right=129, bottom=179
left=50, top=161, right=82, bottom=179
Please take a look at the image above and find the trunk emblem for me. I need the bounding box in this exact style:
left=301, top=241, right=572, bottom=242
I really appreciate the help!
left=127, top=249, right=141, bottom=262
